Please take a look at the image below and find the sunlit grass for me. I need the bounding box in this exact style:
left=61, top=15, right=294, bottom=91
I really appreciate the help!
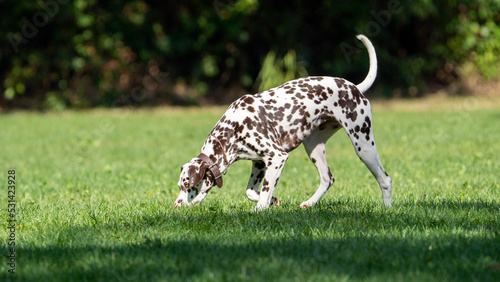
left=1, top=97, right=499, bottom=281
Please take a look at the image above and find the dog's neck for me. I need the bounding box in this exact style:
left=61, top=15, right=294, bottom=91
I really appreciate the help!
left=200, top=134, right=234, bottom=173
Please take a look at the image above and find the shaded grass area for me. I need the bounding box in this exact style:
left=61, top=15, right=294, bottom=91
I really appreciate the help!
left=7, top=198, right=500, bottom=282
left=6, top=199, right=500, bottom=281
left=1, top=97, right=499, bottom=281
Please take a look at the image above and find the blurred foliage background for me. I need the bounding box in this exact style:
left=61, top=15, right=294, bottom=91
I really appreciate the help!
left=1, top=0, right=499, bottom=110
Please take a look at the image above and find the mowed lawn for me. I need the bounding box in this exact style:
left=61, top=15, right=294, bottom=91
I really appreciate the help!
left=1, top=96, right=499, bottom=281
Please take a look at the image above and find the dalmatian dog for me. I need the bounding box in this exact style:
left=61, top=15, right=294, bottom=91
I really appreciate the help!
left=175, top=34, right=392, bottom=211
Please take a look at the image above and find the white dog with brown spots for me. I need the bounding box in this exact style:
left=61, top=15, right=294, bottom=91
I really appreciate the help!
left=175, top=34, right=392, bottom=211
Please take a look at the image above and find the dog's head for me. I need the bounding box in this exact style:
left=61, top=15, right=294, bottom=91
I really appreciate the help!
left=174, top=157, right=218, bottom=207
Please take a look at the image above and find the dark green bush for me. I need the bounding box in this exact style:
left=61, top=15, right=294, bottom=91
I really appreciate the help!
left=1, top=0, right=499, bottom=109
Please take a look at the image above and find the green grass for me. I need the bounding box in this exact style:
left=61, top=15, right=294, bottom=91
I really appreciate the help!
left=1, top=97, right=499, bottom=281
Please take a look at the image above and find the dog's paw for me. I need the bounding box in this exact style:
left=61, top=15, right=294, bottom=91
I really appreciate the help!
left=299, top=200, right=315, bottom=209
left=254, top=202, right=270, bottom=212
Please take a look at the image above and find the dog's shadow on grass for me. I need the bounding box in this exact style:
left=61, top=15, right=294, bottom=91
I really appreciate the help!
left=13, top=199, right=500, bottom=281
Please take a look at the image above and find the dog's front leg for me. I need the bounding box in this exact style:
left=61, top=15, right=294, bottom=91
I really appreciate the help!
left=255, top=153, right=288, bottom=211
left=246, top=160, right=266, bottom=202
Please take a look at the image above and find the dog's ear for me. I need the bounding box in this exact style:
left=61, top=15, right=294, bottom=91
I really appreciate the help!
left=188, top=162, right=209, bottom=188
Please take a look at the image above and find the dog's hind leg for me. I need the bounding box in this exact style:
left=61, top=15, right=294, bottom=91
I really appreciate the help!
left=300, top=121, right=340, bottom=208
left=246, top=160, right=280, bottom=206
left=343, top=107, right=392, bottom=207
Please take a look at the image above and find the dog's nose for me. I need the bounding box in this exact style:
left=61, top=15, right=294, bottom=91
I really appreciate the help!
left=173, top=199, right=183, bottom=208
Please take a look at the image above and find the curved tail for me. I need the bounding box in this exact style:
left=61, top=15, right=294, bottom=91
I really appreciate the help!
left=355, top=35, right=378, bottom=94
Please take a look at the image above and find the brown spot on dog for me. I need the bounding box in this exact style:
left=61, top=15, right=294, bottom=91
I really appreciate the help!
left=243, top=96, right=255, bottom=104
left=334, top=78, right=345, bottom=88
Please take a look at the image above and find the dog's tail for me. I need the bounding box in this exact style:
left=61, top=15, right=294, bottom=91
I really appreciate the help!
left=355, top=34, right=378, bottom=94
